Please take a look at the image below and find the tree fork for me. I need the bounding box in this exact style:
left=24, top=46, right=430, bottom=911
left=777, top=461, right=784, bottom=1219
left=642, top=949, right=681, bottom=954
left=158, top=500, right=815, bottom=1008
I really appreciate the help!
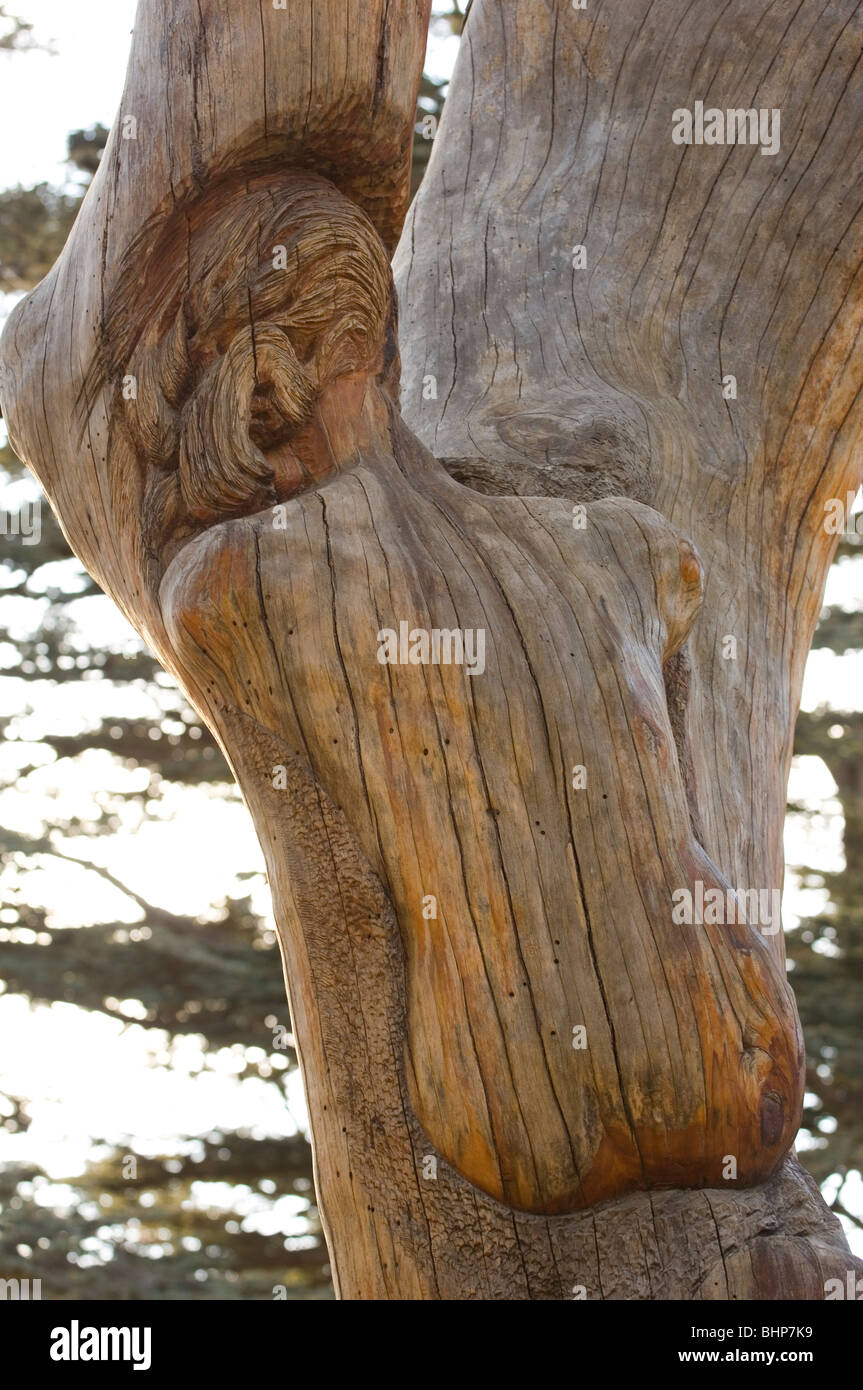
left=1, top=0, right=861, bottom=1299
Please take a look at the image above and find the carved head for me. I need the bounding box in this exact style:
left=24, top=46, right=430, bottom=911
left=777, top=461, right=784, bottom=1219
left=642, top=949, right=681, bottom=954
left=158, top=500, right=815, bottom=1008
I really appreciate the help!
left=87, top=173, right=398, bottom=592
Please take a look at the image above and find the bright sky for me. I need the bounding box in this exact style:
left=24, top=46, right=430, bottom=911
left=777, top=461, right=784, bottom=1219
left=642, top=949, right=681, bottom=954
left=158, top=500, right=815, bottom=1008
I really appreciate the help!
left=0, top=0, right=460, bottom=190
left=0, top=1, right=138, bottom=190
left=0, top=1, right=860, bottom=1261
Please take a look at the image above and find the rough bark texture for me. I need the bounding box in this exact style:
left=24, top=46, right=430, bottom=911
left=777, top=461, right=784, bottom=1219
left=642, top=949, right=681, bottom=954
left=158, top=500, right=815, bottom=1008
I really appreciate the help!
left=1, top=0, right=861, bottom=1298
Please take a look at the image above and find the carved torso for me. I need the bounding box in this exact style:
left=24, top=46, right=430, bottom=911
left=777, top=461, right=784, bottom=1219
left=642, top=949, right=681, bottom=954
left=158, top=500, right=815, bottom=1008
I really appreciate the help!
left=161, top=409, right=803, bottom=1212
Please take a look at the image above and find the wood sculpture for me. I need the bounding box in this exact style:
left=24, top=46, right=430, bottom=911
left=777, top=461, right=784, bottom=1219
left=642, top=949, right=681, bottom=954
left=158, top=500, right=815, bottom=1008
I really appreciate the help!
left=1, top=0, right=861, bottom=1299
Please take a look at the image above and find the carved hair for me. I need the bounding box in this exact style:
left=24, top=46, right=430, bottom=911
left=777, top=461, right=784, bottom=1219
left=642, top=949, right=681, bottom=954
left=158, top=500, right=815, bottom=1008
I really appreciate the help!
left=85, top=172, right=396, bottom=574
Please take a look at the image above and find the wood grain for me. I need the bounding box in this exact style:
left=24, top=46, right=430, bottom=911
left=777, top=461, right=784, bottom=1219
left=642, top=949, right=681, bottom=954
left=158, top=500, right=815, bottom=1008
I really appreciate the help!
left=1, top=0, right=861, bottom=1298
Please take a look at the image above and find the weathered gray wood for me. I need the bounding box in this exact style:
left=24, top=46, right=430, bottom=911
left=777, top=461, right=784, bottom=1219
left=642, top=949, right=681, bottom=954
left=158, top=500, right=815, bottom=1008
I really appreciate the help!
left=396, top=0, right=863, bottom=985
left=392, top=0, right=863, bottom=1289
left=1, top=0, right=861, bottom=1298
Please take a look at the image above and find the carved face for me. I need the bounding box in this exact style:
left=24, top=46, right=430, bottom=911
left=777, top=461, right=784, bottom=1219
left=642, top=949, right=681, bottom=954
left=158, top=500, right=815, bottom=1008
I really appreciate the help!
left=97, top=174, right=804, bottom=1215
left=90, top=173, right=396, bottom=592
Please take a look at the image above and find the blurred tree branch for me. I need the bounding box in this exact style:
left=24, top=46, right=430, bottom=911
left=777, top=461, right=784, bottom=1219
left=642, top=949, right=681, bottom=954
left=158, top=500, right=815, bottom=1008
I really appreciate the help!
left=0, top=5, right=55, bottom=54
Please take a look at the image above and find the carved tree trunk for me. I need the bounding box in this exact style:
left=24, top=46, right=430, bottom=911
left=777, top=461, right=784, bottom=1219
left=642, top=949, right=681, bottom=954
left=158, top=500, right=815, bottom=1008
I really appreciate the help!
left=1, top=0, right=862, bottom=1300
